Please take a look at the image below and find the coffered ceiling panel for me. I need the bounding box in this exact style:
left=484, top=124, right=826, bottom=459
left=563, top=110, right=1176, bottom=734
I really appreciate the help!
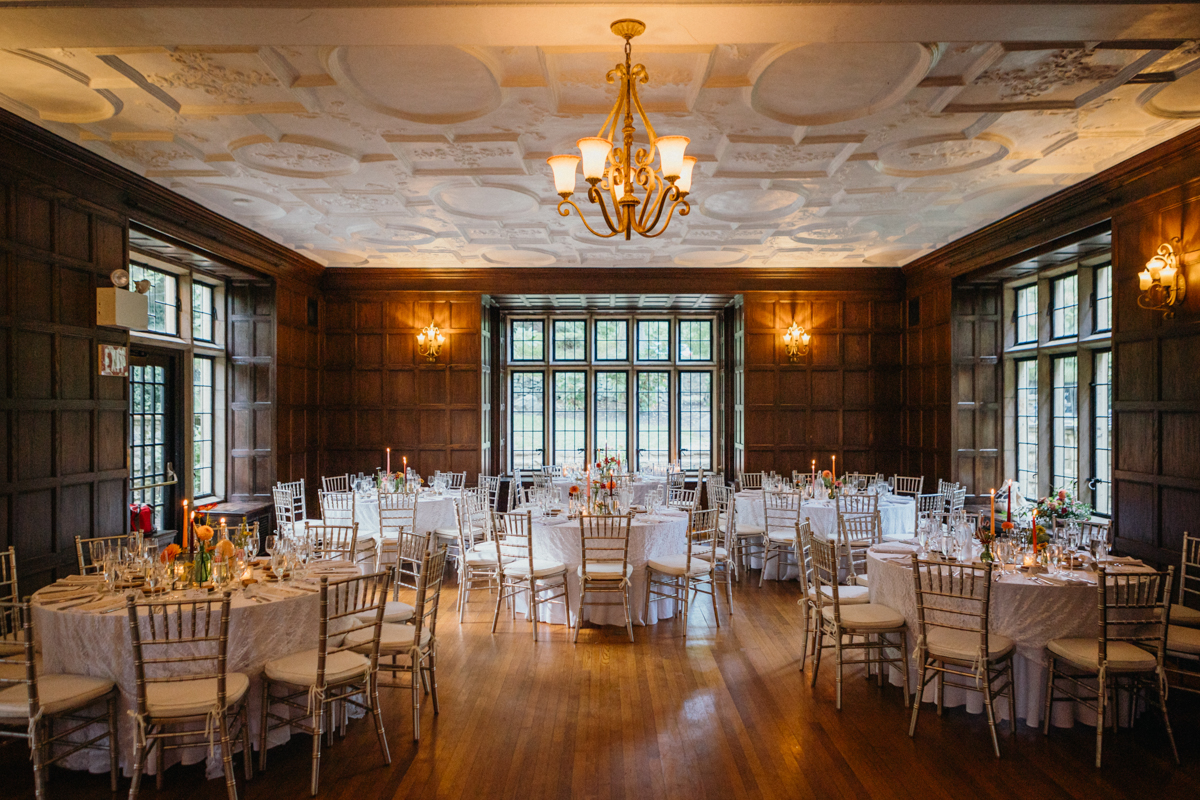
left=1, top=3, right=1198, bottom=269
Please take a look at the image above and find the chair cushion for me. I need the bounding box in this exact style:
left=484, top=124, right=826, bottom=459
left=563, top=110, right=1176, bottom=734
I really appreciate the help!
left=766, top=531, right=796, bottom=543
left=0, top=661, right=26, bottom=682
left=355, top=600, right=414, bottom=625
left=1047, top=638, right=1157, bottom=672
left=345, top=622, right=431, bottom=655
left=1167, top=624, right=1200, bottom=656
left=809, top=584, right=870, bottom=605
left=853, top=574, right=871, bottom=588
left=264, top=648, right=370, bottom=687
left=0, top=673, right=113, bottom=718
left=502, top=559, right=566, bottom=579
left=470, top=541, right=500, bottom=557
left=647, top=554, right=712, bottom=577
left=925, top=627, right=1015, bottom=663
left=433, top=528, right=459, bottom=540
left=1171, top=604, right=1200, bottom=628
left=729, top=525, right=765, bottom=538
left=693, top=545, right=729, bottom=560
left=145, top=673, right=249, bottom=718
left=464, top=551, right=501, bottom=568
left=578, top=562, right=634, bottom=581
left=821, top=603, right=905, bottom=632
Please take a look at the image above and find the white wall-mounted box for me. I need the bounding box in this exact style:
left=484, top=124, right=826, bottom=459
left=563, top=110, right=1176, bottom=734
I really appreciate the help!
left=96, top=287, right=149, bottom=330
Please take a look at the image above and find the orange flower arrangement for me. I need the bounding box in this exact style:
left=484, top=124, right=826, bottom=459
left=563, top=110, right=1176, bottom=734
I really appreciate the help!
left=568, top=485, right=580, bottom=495
left=195, top=525, right=215, bottom=543
left=160, top=543, right=182, bottom=563
left=215, top=539, right=235, bottom=559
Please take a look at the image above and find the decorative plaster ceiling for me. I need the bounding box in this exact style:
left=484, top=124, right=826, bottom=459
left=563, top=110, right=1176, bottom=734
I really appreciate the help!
left=1, top=4, right=1199, bottom=269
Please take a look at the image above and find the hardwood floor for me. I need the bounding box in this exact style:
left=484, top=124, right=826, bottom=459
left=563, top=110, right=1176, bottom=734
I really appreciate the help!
left=5, top=576, right=1198, bottom=800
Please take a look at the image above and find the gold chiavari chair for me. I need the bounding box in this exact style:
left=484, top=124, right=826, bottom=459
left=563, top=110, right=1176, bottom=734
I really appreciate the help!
left=794, top=524, right=870, bottom=673
left=915, top=492, right=944, bottom=533
left=842, top=472, right=876, bottom=489
left=540, top=465, right=559, bottom=478
left=479, top=474, right=501, bottom=512
left=318, top=491, right=355, bottom=529
left=838, top=511, right=883, bottom=587
left=74, top=534, right=130, bottom=576
left=645, top=508, right=721, bottom=633
left=836, top=493, right=879, bottom=515
left=0, top=601, right=119, bottom=799
left=892, top=475, right=924, bottom=500
left=1052, top=517, right=1113, bottom=548
left=491, top=510, right=569, bottom=641
left=531, top=473, right=552, bottom=490
left=666, top=468, right=686, bottom=490
left=759, top=491, right=801, bottom=587
left=703, top=484, right=737, bottom=611
left=908, top=557, right=1016, bottom=758
left=575, top=514, right=635, bottom=643
left=1166, top=532, right=1200, bottom=694
left=346, top=548, right=448, bottom=742
left=374, top=527, right=431, bottom=626
left=667, top=486, right=700, bottom=514
left=303, top=523, right=359, bottom=563
left=0, top=548, right=18, bottom=655
left=260, top=570, right=392, bottom=794
left=455, top=492, right=502, bottom=622
left=126, top=592, right=252, bottom=800
left=277, top=480, right=316, bottom=531
left=272, top=486, right=301, bottom=538
left=1042, top=566, right=1178, bottom=768
left=444, top=471, right=467, bottom=490
left=807, top=532, right=910, bottom=711
left=321, top=475, right=351, bottom=493
left=737, top=471, right=763, bottom=491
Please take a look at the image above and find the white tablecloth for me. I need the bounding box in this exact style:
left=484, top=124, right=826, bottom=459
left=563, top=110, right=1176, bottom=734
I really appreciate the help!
left=507, top=509, right=690, bottom=627
left=31, top=567, right=359, bottom=779
left=735, top=492, right=916, bottom=579
left=549, top=477, right=668, bottom=508
left=866, top=549, right=1155, bottom=728
left=349, top=491, right=460, bottom=541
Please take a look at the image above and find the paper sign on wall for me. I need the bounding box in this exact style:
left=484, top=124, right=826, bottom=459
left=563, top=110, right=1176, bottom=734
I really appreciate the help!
left=99, top=344, right=128, bottom=377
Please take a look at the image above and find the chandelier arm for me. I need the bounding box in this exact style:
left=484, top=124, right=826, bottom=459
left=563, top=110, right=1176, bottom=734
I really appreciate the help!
left=635, top=187, right=684, bottom=236
left=556, top=197, right=622, bottom=239
left=635, top=168, right=666, bottom=229
left=637, top=198, right=691, bottom=239
left=588, top=184, right=625, bottom=234
left=627, top=70, right=658, bottom=143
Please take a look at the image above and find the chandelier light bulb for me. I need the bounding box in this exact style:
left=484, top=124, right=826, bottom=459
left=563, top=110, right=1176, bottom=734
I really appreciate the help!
left=547, top=155, right=580, bottom=196
left=577, top=137, right=612, bottom=183
left=654, top=136, right=690, bottom=180
left=676, top=156, right=698, bottom=194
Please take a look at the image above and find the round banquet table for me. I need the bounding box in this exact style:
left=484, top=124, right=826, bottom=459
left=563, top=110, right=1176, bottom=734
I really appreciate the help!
left=508, top=508, right=690, bottom=627
left=735, top=492, right=916, bottom=579
left=550, top=477, right=668, bottom=508
left=866, top=547, right=1158, bottom=728
left=30, top=562, right=361, bottom=779
left=349, top=489, right=460, bottom=541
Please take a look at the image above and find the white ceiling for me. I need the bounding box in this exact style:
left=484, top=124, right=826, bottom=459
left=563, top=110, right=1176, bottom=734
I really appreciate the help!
left=1, top=3, right=1199, bottom=269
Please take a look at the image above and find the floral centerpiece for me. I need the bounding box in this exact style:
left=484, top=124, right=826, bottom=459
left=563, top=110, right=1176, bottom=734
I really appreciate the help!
left=192, top=524, right=215, bottom=584
left=821, top=470, right=841, bottom=499
left=976, top=519, right=996, bottom=563
left=1035, top=487, right=1093, bottom=523
left=590, top=455, right=621, bottom=513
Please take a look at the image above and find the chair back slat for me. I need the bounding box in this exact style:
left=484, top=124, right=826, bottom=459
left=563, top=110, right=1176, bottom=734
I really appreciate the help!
left=737, top=471, right=763, bottom=491
left=688, top=508, right=720, bottom=572
left=320, top=570, right=391, bottom=680
left=304, top=523, right=359, bottom=562
left=322, top=475, right=351, bottom=493
left=1096, top=567, right=1173, bottom=663
left=493, top=510, right=535, bottom=575
left=763, top=491, right=800, bottom=538
left=892, top=475, right=924, bottom=497
left=0, top=601, right=40, bottom=717
left=836, top=493, right=878, bottom=515
left=792, top=521, right=815, bottom=595
left=910, top=556, right=993, bottom=643
left=75, top=535, right=129, bottom=575
left=412, top=547, right=449, bottom=644
left=579, top=515, right=632, bottom=579
left=479, top=474, right=501, bottom=512
left=1180, top=531, right=1200, bottom=609
left=0, top=548, right=17, bottom=604
left=127, top=593, right=233, bottom=716
left=320, top=491, right=356, bottom=528
left=378, top=491, right=418, bottom=537
left=668, top=486, right=699, bottom=514
left=804, top=529, right=841, bottom=622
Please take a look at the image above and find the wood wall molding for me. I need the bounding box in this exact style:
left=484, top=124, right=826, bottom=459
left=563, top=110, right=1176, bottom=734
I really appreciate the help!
left=0, top=108, right=323, bottom=287
left=321, top=267, right=906, bottom=295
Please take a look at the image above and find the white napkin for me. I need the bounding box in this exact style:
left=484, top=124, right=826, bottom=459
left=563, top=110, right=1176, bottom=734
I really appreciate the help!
left=873, top=542, right=919, bottom=555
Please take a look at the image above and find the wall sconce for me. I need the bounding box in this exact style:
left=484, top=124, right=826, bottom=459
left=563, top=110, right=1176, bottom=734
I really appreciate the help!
left=782, top=322, right=810, bottom=362
left=1138, top=237, right=1186, bottom=319
left=416, top=321, right=445, bottom=361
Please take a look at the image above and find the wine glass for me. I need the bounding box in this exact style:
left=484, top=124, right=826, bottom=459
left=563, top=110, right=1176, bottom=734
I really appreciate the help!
left=271, top=550, right=288, bottom=582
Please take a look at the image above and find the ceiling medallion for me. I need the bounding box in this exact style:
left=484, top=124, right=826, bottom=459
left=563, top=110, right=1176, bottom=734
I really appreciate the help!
left=546, top=19, right=695, bottom=241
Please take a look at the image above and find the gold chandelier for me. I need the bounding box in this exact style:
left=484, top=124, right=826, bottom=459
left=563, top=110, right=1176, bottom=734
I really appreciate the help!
left=546, top=19, right=695, bottom=240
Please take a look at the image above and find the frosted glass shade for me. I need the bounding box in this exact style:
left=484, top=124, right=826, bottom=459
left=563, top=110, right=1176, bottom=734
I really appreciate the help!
left=546, top=155, right=580, bottom=195
left=577, top=137, right=612, bottom=181
left=676, top=156, right=697, bottom=193
left=655, top=136, right=690, bottom=179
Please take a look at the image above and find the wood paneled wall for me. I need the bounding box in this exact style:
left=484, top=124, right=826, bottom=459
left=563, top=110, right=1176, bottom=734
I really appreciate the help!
left=950, top=285, right=1003, bottom=504
left=903, top=280, right=952, bottom=483
left=1111, top=182, right=1200, bottom=564
left=320, top=291, right=483, bottom=481
left=740, top=286, right=905, bottom=477
left=227, top=283, right=276, bottom=503
left=275, top=281, right=322, bottom=505
left=0, top=177, right=131, bottom=590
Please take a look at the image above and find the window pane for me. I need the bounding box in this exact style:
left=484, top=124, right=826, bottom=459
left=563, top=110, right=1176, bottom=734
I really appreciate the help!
left=552, top=320, right=586, bottom=361
left=193, top=357, right=214, bottom=497
left=1095, top=264, right=1112, bottom=333
left=1051, top=274, right=1078, bottom=339
left=130, top=361, right=170, bottom=529
left=192, top=281, right=215, bottom=342
left=553, top=371, right=586, bottom=467
left=1016, top=359, right=1038, bottom=499
left=1015, top=285, right=1037, bottom=345
left=594, top=320, right=628, bottom=361
left=594, top=371, right=628, bottom=465
left=511, top=372, right=545, bottom=468
left=1052, top=355, right=1078, bottom=492
left=678, top=372, right=712, bottom=470
left=678, top=320, right=712, bottom=361
left=636, top=372, right=670, bottom=468
left=636, top=320, right=670, bottom=361
left=129, top=264, right=178, bottom=336
left=511, top=320, right=544, bottom=362
left=1093, top=350, right=1112, bottom=515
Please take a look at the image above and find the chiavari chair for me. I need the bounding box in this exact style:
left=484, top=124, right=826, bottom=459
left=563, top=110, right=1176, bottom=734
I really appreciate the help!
left=842, top=472, right=876, bottom=489
left=303, top=523, right=359, bottom=563
left=915, top=492, right=945, bottom=533
left=321, top=475, right=351, bottom=493
left=759, top=491, right=801, bottom=587
left=126, top=592, right=252, bottom=800
left=74, top=535, right=130, bottom=576
left=478, top=474, right=501, bottom=512
left=1042, top=566, right=1178, bottom=768
left=347, top=548, right=448, bottom=742
left=794, top=524, right=869, bottom=673
left=531, top=473, right=552, bottom=490
left=276, top=480, right=317, bottom=532
left=836, top=493, right=879, bottom=515
left=1166, top=531, right=1200, bottom=693
left=908, top=557, right=1016, bottom=757
left=455, top=492, right=503, bottom=622
left=575, top=514, right=635, bottom=643
left=837, top=511, right=883, bottom=586
left=319, top=491, right=355, bottom=530
left=272, top=487, right=301, bottom=539
left=1052, top=517, right=1113, bottom=548
left=260, top=570, right=392, bottom=794
left=645, top=508, right=721, bottom=633
left=0, top=600, right=119, bottom=799
left=1171, top=530, right=1200, bottom=629
left=806, top=532, right=910, bottom=711
left=666, top=468, right=686, bottom=490
left=703, top=484, right=737, bottom=611
left=737, top=471, right=763, bottom=491
left=491, top=510, right=569, bottom=641
left=892, top=475, right=924, bottom=500
left=668, top=486, right=700, bottom=515
left=0, top=548, right=19, bottom=656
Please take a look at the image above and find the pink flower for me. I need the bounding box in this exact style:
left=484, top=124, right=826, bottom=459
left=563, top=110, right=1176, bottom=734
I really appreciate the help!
left=1057, top=489, right=1067, bottom=500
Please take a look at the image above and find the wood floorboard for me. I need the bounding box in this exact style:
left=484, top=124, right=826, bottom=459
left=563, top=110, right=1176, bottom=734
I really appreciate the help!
left=4, top=574, right=1199, bottom=800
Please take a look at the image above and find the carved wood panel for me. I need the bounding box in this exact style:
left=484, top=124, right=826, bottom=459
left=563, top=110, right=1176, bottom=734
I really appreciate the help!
left=904, top=280, right=953, bottom=484
left=950, top=284, right=1003, bottom=504
left=228, top=282, right=276, bottom=502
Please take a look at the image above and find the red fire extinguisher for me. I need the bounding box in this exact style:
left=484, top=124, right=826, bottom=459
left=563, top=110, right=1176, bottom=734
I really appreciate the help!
left=129, top=504, right=154, bottom=533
